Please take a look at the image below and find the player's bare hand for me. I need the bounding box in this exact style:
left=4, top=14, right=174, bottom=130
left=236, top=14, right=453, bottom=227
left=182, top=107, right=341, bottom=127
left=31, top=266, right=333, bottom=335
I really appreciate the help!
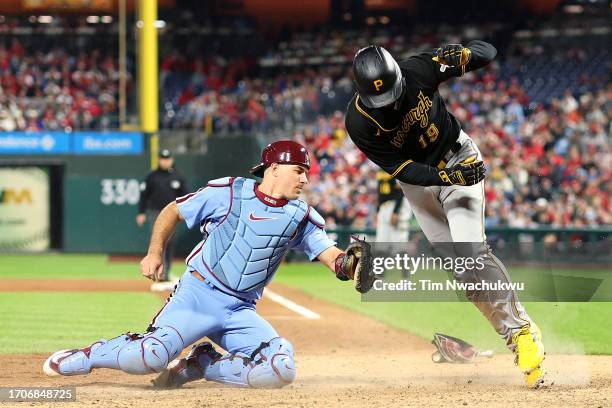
left=439, top=161, right=486, bottom=186
left=140, top=253, right=164, bottom=281
left=136, top=214, right=146, bottom=227
left=390, top=213, right=399, bottom=227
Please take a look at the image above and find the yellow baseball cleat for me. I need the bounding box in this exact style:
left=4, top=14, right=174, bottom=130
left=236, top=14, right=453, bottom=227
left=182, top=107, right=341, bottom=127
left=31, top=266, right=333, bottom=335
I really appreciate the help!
left=524, top=365, right=545, bottom=389
left=512, top=323, right=546, bottom=389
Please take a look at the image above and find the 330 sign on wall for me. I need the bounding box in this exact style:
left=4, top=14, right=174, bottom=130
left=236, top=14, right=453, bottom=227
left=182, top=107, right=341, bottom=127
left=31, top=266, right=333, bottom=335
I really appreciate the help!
left=100, top=179, right=140, bottom=205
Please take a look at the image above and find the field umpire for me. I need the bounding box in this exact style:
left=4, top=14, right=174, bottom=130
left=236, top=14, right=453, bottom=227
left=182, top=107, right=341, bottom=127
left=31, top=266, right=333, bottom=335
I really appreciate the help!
left=136, top=149, right=188, bottom=286
left=345, top=41, right=546, bottom=388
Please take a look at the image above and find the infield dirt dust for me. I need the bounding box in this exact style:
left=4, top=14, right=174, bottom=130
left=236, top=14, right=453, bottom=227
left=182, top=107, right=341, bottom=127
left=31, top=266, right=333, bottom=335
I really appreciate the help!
left=1, top=279, right=610, bottom=407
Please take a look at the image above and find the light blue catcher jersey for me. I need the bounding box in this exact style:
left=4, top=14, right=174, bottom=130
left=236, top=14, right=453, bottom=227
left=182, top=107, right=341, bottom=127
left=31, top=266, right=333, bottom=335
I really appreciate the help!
left=176, top=177, right=335, bottom=300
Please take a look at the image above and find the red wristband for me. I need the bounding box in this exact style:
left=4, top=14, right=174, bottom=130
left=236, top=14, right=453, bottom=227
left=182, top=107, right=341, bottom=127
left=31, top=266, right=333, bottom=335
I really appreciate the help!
left=334, top=252, right=349, bottom=281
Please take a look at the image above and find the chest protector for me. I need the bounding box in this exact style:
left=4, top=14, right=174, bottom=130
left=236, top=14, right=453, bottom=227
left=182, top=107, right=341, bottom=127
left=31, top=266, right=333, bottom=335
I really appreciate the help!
left=201, top=177, right=309, bottom=293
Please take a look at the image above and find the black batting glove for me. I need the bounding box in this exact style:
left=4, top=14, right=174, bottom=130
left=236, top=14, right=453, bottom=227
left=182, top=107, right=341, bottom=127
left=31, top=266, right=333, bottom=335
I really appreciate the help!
left=433, top=44, right=471, bottom=67
left=439, top=161, right=486, bottom=186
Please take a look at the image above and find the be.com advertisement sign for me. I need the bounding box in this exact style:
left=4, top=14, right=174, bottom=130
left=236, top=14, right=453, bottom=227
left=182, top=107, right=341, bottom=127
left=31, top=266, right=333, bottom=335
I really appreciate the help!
left=72, top=132, right=143, bottom=155
left=0, top=167, right=49, bottom=251
left=0, top=131, right=143, bottom=155
left=0, top=132, right=71, bottom=154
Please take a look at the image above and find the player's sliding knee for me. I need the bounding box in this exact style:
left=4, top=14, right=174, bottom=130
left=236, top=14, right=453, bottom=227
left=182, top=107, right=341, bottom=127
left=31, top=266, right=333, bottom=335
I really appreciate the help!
left=247, top=337, right=296, bottom=388
left=117, top=326, right=184, bottom=374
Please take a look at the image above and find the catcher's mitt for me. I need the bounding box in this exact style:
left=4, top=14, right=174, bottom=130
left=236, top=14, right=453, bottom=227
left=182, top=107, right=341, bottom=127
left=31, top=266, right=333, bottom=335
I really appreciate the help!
left=337, top=236, right=375, bottom=293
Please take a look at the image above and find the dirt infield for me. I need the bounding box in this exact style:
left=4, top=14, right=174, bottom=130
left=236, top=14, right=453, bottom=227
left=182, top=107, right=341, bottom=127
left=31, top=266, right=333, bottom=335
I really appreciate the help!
left=1, top=280, right=611, bottom=407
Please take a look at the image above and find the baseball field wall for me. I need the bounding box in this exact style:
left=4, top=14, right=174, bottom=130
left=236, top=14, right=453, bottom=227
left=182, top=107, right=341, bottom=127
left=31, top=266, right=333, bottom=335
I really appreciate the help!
left=0, top=133, right=260, bottom=254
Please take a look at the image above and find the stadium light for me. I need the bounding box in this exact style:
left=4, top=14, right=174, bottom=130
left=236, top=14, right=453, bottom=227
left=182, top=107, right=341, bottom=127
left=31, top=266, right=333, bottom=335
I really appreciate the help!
left=101, top=16, right=113, bottom=23
left=379, top=16, right=390, bottom=24
left=563, top=5, right=584, bottom=13
left=137, top=20, right=165, bottom=29
left=366, top=16, right=376, bottom=25
left=87, top=16, right=100, bottom=23
left=38, top=16, right=53, bottom=24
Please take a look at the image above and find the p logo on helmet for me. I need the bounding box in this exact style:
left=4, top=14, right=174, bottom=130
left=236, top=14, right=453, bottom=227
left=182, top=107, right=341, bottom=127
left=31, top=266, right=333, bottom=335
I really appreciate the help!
left=373, top=79, right=383, bottom=91
left=352, top=45, right=403, bottom=108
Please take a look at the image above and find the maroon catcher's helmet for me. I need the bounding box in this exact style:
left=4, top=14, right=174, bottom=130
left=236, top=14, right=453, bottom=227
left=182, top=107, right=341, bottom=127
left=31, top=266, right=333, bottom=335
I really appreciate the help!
left=250, top=140, right=311, bottom=178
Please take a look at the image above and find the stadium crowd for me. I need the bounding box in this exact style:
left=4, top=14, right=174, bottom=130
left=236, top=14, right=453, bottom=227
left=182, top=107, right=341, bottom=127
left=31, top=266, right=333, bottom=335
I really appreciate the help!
left=445, top=77, right=610, bottom=229
left=0, top=17, right=609, bottom=230
left=0, top=37, right=125, bottom=131
left=295, top=79, right=610, bottom=230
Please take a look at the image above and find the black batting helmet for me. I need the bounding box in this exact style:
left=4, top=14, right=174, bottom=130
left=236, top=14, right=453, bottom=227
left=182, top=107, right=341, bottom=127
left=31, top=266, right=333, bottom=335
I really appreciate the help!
left=352, top=45, right=404, bottom=108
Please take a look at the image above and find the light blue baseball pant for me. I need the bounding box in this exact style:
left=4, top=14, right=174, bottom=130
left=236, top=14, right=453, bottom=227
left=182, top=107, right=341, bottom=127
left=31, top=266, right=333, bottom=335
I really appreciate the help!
left=151, top=269, right=278, bottom=354
left=76, top=269, right=295, bottom=388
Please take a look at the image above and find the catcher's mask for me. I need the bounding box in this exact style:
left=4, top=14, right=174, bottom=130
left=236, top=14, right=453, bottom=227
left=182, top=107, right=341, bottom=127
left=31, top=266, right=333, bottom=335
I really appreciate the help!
left=250, top=140, right=311, bottom=178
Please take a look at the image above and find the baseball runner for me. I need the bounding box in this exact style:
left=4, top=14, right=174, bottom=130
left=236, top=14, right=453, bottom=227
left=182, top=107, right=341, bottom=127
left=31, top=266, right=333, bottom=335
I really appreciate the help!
left=345, top=42, right=546, bottom=388
left=43, top=141, right=375, bottom=388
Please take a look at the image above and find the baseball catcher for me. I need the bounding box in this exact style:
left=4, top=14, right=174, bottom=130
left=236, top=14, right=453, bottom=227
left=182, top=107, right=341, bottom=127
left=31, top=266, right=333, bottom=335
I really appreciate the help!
left=43, top=141, right=374, bottom=389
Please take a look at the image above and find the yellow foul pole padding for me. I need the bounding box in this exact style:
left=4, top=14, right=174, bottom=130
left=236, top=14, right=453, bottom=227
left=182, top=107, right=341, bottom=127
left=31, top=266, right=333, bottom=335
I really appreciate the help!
left=139, top=0, right=159, bottom=170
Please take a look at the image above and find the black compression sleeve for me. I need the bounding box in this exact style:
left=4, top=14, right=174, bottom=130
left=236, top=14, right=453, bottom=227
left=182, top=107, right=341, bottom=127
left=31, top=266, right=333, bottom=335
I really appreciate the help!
left=465, top=40, right=497, bottom=71
left=393, top=161, right=446, bottom=186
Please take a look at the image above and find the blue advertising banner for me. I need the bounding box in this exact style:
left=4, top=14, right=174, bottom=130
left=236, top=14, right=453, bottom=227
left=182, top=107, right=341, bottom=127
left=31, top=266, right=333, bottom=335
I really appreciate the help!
left=0, top=132, right=71, bottom=154
left=73, top=132, right=143, bottom=155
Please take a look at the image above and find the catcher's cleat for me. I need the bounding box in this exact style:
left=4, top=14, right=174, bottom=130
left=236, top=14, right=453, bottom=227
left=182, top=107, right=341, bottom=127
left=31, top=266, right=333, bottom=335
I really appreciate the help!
left=151, top=341, right=221, bottom=389
left=43, top=341, right=105, bottom=376
left=512, top=323, right=545, bottom=389
left=151, top=359, right=185, bottom=389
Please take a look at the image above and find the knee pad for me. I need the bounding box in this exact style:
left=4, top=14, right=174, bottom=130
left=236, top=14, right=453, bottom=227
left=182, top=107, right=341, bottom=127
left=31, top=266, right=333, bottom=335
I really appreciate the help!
left=117, top=326, right=184, bottom=374
left=247, top=337, right=296, bottom=388
left=204, top=352, right=252, bottom=387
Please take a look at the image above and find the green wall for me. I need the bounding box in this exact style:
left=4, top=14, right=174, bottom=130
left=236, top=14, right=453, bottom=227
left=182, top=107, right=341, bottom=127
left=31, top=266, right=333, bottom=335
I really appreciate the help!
left=0, top=136, right=261, bottom=254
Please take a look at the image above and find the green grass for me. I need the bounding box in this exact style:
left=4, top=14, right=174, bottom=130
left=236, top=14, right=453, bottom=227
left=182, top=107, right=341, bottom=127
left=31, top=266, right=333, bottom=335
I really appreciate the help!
left=1, top=254, right=158, bottom=280
left=274, top=263, right=612, bottom=355
left=0, top=292, right=161, bottom=353
left=1, top=254, right=611, bottom=355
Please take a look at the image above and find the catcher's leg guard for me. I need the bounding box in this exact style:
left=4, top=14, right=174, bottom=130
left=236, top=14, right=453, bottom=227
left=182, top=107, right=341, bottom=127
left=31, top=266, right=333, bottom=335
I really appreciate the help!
left=115, top=326, right=184, bottom=374
left=72, top=326, right=185, bottom=375
left=43, top=340, right=106, bottom=376
left=205, top=337, right=295, bottom=388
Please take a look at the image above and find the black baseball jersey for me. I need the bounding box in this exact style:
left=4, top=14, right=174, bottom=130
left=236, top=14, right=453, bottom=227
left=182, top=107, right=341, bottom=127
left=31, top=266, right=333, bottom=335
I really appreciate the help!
left=345, top=40, right=496, bottom=186
left=377, top=171, right=403, bottom=212
left=138, top=168, right=189, bottom=213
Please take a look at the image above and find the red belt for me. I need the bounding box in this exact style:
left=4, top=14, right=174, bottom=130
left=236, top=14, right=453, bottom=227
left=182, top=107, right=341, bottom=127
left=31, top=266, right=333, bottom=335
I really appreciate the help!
left=190, top=270, right=255, bottom=304
left=191, top=270, right=206, bottom=282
